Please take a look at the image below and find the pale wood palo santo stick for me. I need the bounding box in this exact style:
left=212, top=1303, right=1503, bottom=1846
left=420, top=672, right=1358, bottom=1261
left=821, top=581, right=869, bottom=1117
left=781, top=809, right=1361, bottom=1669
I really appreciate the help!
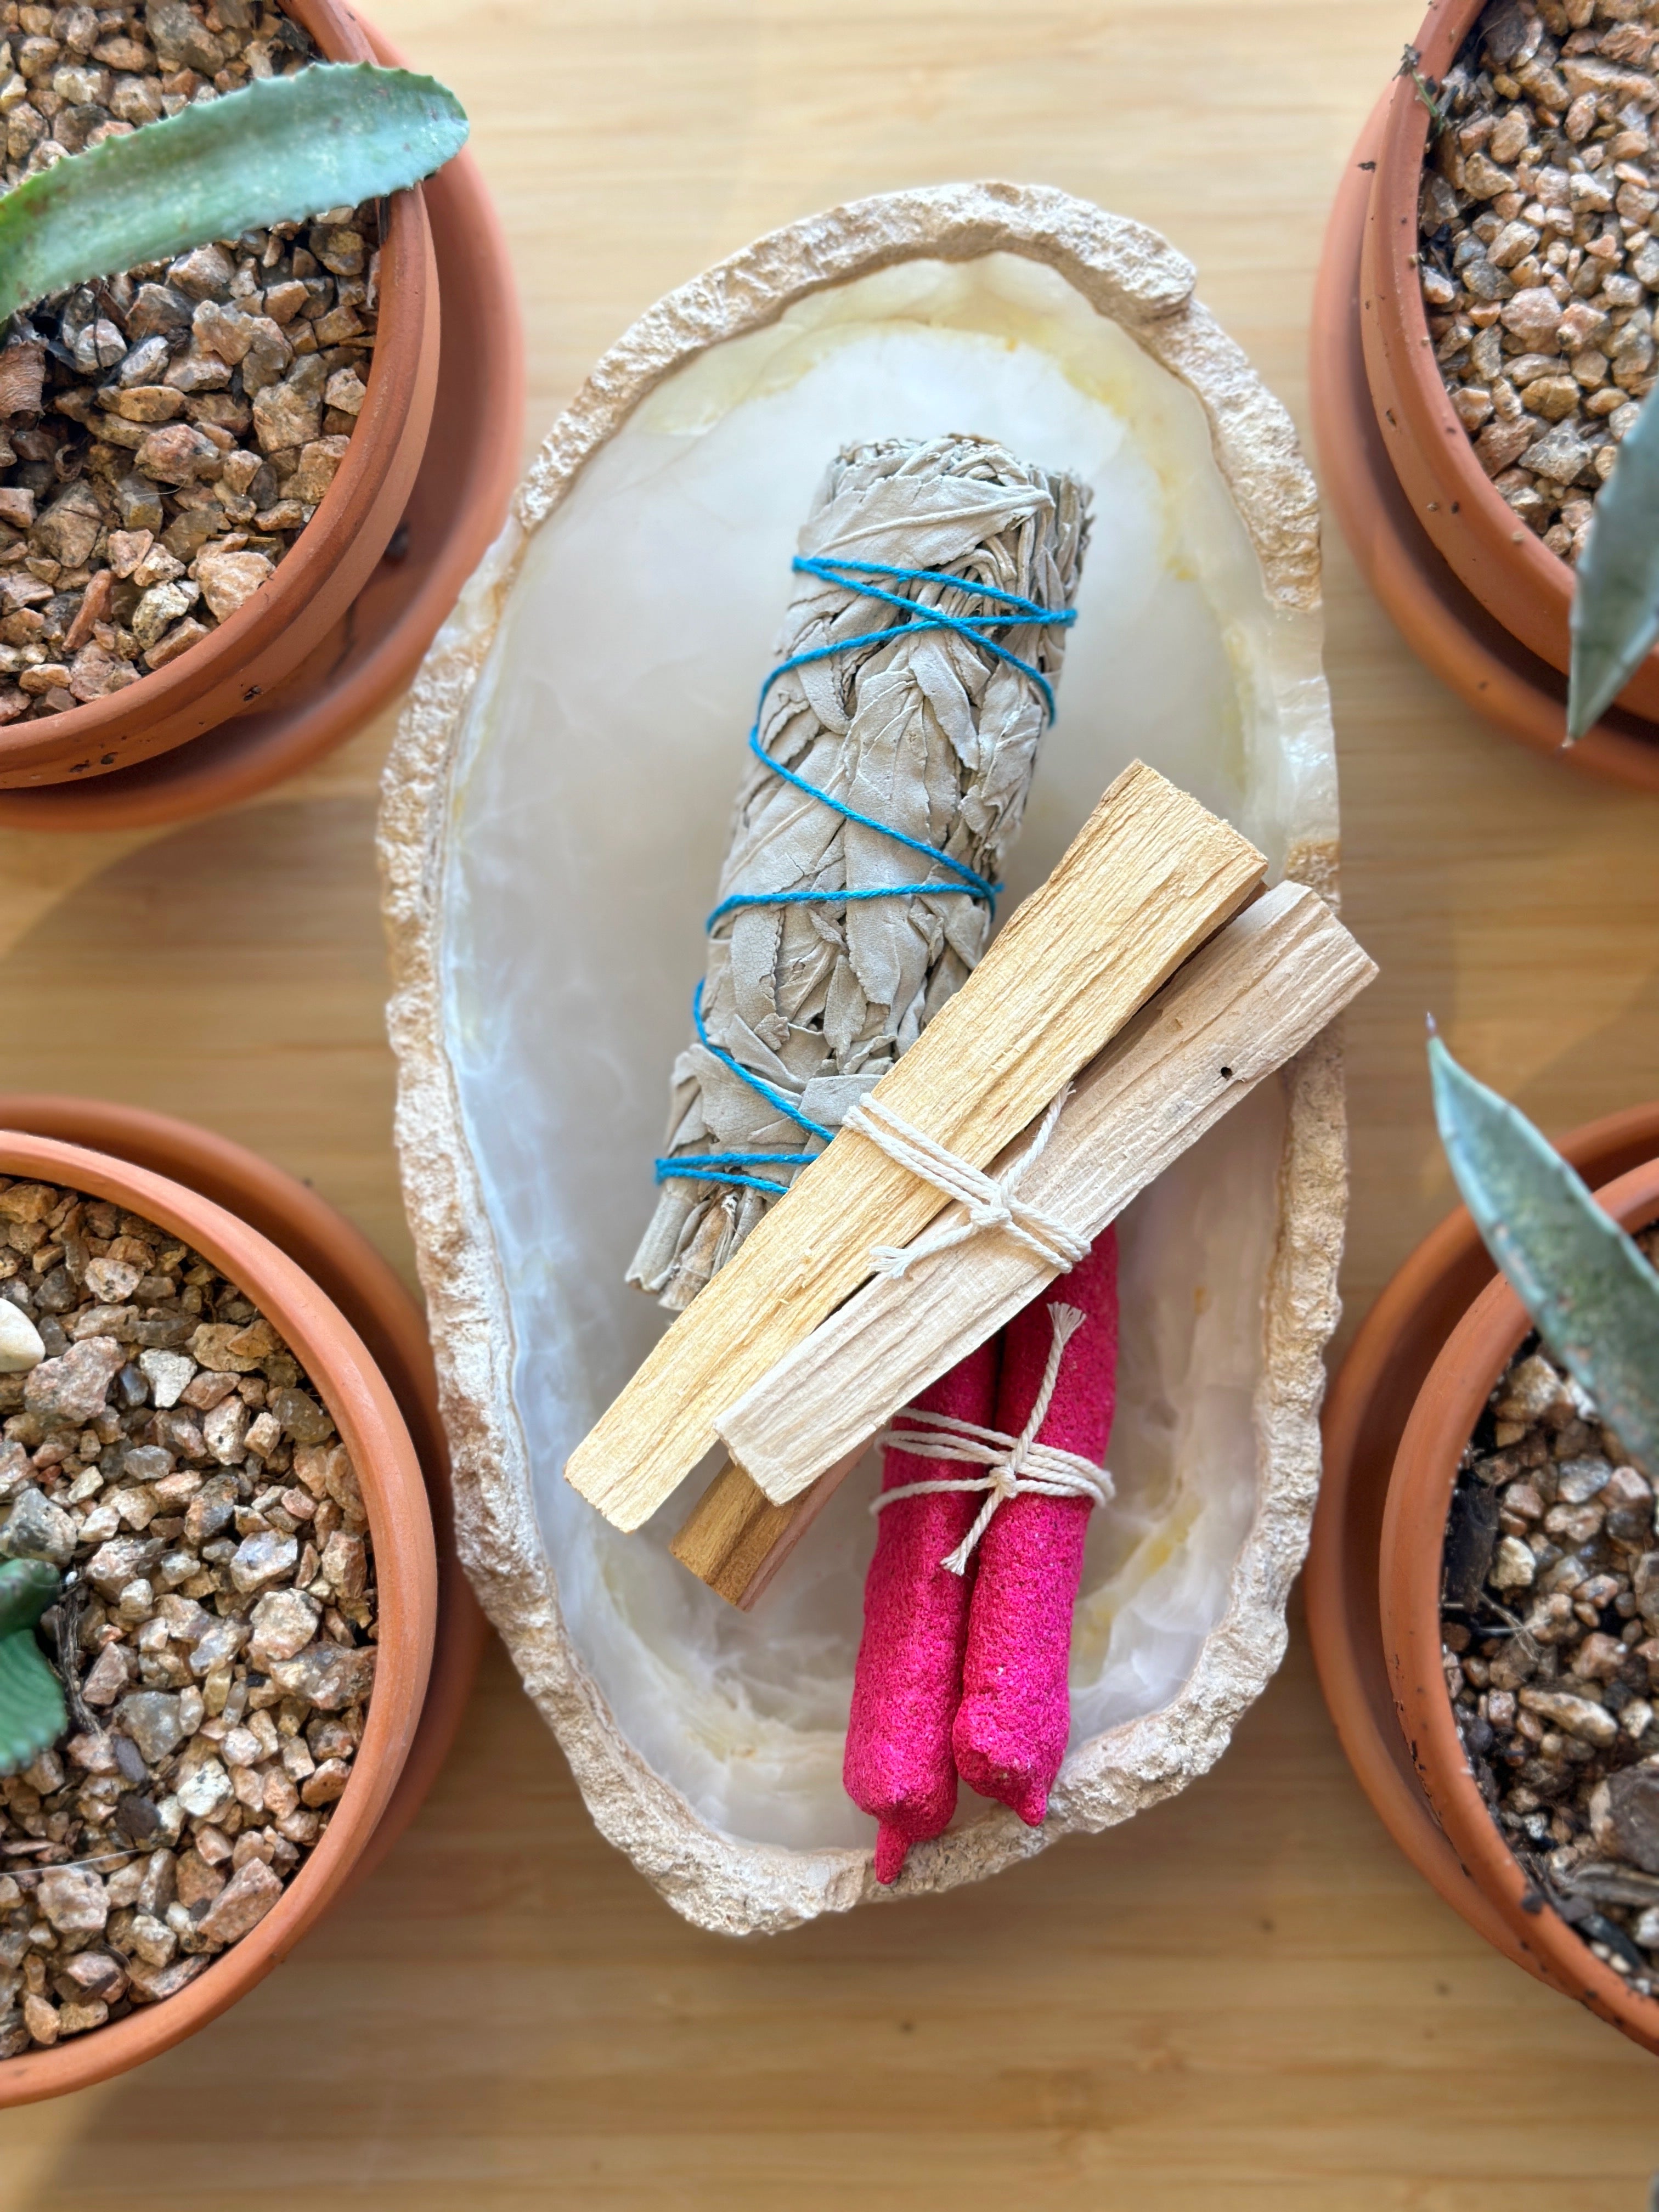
left=669, top=878, right=1374, bottom=1602
left=565, top=761, right=1266, bottom=1532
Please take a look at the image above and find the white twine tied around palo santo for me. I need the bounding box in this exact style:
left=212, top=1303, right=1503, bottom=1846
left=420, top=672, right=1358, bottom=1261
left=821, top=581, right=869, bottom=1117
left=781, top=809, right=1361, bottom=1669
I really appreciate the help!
left=871, top=1303, right=1112, bottom=1574
left=843, top=1086, right=1088, bottom=1282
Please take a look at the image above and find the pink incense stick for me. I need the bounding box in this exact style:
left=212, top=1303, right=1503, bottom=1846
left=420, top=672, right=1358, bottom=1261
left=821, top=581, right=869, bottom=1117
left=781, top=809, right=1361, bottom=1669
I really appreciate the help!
left=952, top=1231, right=1118, bottom=1827
left=844, top=1338, right=1001, bottom=1884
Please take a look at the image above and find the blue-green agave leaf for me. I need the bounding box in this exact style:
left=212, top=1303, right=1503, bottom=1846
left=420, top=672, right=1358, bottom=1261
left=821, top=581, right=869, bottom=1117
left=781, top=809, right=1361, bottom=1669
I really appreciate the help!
left=0, top=63, right=467, bottom=323
left=0, top=1558, right=65, bottom=1779
left=1568, top=384, right=1659, bottom=740
left=1429, top=1031, right=1659, bottom=1475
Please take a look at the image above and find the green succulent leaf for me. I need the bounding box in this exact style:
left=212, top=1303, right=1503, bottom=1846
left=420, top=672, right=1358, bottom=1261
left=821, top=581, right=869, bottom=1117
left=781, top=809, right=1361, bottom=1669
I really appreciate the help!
left=0, top=1558, right=65, bottom=1779
left=1568, top=384, right=1659, bottom=740
left=0, top=63, right=467, bottom=324
left=1429, top=1031, right=1659, bottom=1476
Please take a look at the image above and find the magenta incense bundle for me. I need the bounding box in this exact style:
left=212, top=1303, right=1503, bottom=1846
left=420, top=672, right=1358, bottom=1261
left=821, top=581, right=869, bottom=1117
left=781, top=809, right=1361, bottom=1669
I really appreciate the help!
left=847, top=1234, right=1119, bottom=1877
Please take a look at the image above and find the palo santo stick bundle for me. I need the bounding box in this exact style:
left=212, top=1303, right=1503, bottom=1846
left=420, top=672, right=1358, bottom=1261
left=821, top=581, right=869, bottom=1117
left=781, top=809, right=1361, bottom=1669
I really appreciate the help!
left=565, top=761, right=1266, bottom=1531
left=629, top=435, right=1090, bottom=1311
left=716, top=877, right=1372, bottom=1506
left=673, top=877, right=1375, bottom=1605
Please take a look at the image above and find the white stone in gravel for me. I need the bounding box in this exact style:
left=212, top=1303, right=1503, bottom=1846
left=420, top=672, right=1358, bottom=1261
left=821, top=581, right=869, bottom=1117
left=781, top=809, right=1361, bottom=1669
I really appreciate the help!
left=139, top=1350, right=195, bottom=1408
left=1521, top=420, right=1594, bottom=484
left=83, top=1258, right=142, bottom=1304
left=128, top=1912, right=175, bottom=1967
left=202, top=1394, right=249, bottom=1465
left=116, top=1690, right=185, bottom=1762
left=1491, top=1535, right=1537, bottom=1589
left=229, top=1528, right=296, bottom=1592
left=266, top=1639, right=375, bottom=1709
left=220, top=1725, right=262, bottom=1769
left=0, top=1300, right=43, bottom=1372
left=173, top=1758, right=232, bottom=1821
left=187, top=1615, right=246, bottom=1677
left=248, top=1587, right=318, bottom=1666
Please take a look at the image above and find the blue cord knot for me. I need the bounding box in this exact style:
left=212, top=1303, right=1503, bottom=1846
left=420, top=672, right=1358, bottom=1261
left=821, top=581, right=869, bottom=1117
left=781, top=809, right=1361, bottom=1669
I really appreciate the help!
left=656, top=556, right=1075, bottom=1199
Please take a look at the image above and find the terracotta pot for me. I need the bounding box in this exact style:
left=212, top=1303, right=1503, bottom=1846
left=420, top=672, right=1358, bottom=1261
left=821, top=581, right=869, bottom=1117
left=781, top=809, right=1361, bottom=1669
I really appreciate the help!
left=1379, top=1153, right=1659, bottom=2054
left=1359, top=0, right=1659, bottom=723
left=1312, top=97, right=1659, bottom=792
left=0, top=1094, right=488, bottom=1892
left=0, top=1130, right=438, bottom=2107
left=0, top=132, right=523, bottom=832
left=0, top=0, right=441, bottom=791
left=1311, top=1104, right=1659, bottom=1995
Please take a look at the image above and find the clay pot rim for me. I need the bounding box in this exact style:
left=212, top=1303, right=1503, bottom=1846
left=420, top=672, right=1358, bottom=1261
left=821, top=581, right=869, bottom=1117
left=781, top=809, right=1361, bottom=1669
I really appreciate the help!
left=0, top=0, right=432, bottom=785
left=0, top=1129, right=437, bottom=2107
left=1380, top=1154, right=1659, bottom=2055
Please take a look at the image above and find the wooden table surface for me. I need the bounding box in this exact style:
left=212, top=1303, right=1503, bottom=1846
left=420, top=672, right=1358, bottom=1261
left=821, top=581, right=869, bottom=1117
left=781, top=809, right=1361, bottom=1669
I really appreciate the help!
left=7, top=1, right=1659, bottom=2202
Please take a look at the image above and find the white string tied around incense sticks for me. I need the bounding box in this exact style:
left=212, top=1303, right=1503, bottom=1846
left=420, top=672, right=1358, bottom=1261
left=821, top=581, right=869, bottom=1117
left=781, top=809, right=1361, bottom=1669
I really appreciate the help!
left=843, top=1087, right=1088, bottom=1282
left=870, top=1303, right=1111, bottom=1574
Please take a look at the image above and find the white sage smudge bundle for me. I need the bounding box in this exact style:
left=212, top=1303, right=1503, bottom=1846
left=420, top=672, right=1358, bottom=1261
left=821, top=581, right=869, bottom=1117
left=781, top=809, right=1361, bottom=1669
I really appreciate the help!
left=628, top=432, right=1092, bottom=1312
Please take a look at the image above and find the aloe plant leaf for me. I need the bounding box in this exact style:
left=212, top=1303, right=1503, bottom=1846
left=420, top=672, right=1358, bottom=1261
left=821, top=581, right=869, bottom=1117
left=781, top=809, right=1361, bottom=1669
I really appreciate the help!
left=0, top=63, right=467, bottom=323
left=0, top=1558, right=65, bottom=1778
left=1429, top=1031, right=1659, bottom=1476
left=1568, top=385, right=1659, bottom=740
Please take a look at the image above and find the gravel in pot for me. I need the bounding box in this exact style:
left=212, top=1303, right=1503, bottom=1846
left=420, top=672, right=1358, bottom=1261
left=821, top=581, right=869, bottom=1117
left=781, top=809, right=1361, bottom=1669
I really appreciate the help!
left=1418, top=0, right=1659, bottom=562
left=0, top=0, right=381, bottom=720
left=1441, top=1222, right=1659, bottom=1999
left=0, top=1172, right=377, bottom=2056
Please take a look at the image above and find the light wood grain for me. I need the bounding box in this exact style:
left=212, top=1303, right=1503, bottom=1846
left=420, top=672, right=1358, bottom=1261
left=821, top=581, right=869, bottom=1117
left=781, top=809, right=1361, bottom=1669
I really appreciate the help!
left=8, top=0, right=1659, bottom=2202
left=668, top=1453, right=837, bottom=1602
left=724, top=879, right=1376, bottom=1509
left=566, top=764, right=1264, bottom=1528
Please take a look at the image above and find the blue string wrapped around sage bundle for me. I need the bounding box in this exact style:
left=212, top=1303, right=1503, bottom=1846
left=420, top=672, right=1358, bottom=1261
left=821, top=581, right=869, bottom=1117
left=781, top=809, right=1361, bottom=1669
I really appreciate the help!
left=627, top=433, right=1092, bottom=1312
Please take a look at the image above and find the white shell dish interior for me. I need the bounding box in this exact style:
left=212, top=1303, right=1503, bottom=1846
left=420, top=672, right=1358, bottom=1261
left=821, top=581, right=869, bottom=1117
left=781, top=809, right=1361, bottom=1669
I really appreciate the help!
left=438, top=250, right=1337, bottom=1849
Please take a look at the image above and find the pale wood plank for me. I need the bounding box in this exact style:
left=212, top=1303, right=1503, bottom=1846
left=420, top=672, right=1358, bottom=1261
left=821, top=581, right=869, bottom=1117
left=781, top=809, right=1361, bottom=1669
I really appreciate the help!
left=565, top=762, right=1265, bottom=1530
